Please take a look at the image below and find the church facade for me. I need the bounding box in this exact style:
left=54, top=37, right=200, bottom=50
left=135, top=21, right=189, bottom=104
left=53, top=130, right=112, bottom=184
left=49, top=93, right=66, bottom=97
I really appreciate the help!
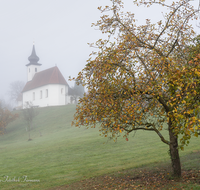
left=22, top=45, right=71, bottom=108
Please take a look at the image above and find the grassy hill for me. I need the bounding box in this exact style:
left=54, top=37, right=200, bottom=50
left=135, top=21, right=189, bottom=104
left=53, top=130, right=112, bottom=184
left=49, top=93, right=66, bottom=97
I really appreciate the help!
left=0, top=105, right=199, bottom=189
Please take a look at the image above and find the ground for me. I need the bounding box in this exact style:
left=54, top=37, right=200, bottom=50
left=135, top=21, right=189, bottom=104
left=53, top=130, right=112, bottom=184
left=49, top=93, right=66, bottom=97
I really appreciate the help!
left=49, top=163, right=200, bottom=190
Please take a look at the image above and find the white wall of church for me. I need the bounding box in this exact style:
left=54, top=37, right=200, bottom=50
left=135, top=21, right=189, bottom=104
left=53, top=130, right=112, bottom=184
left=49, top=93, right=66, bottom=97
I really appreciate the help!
left=48, top=84, right=66, bottom=106
left=23, top=84, right=69, bottom=108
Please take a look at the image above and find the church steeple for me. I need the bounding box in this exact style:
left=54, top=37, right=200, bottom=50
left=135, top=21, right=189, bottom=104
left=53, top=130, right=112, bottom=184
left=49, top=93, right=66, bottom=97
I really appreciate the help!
left=26, top=45, right=41, bottom=66
left=26, top=45, right=42, bottom=81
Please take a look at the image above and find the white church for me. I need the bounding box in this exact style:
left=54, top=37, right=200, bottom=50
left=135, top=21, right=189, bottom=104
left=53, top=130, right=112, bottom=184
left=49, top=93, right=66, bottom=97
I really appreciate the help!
left=22, top=45, right=71, bottom=108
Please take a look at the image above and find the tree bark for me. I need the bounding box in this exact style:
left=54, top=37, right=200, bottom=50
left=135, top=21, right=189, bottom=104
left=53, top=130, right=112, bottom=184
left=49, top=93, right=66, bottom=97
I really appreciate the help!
left=168, top=118, right=181, bottom=178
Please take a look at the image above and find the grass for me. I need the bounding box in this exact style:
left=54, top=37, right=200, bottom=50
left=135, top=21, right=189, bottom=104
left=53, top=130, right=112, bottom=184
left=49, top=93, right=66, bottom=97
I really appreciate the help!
left=0, top=104, right=199, bottom=189
left=61, top=157, right=200, bottom=190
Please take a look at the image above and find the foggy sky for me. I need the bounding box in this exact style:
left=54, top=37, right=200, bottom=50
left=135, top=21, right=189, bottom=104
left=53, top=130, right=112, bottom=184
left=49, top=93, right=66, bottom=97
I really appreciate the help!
left=0, top=0, right=199, bottom=104
left=0, top=0, right=108, bottom=101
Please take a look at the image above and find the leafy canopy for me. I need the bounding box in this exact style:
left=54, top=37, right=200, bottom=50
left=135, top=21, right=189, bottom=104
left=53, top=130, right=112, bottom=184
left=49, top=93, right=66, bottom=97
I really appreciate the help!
left=73, top=0, right=200, bottom=148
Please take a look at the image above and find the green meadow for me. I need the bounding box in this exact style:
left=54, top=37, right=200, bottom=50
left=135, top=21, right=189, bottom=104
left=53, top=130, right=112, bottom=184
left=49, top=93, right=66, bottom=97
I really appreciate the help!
left=0, top=105, right=199, bottom=189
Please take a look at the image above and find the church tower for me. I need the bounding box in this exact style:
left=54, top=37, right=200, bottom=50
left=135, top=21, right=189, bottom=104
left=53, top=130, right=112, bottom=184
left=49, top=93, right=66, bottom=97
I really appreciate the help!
left=26, top=45, right=42, bottom=81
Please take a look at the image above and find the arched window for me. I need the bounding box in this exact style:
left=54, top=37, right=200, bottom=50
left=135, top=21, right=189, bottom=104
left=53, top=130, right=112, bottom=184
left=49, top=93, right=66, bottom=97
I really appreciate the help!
left=35, top=68, right=37, bottom=72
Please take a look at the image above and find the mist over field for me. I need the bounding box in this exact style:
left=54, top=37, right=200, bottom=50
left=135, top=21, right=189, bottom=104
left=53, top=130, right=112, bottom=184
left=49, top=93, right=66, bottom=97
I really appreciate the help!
left=2, top=0, right=199, bottom=106
left=0, top=105, right=199, bottom=189
left=0, top=1, right=200, bottom=189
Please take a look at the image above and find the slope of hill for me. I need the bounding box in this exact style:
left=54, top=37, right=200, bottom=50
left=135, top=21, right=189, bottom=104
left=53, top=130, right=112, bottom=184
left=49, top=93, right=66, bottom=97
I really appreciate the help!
left=0, top=105, right=199, bottom=190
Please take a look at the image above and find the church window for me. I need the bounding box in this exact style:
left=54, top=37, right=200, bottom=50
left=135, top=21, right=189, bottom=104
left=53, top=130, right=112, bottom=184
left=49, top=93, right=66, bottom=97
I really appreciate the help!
left=61, top=88, right=63, bottom=94
left=46, top=89, right=48, bottom=98
left=35, top=68, right=37, bottom=72
left=33, top=92, right=35, bottom=101
left=29, top=68, right=30, bottom=72
left=40, top=90, right=42, bottom=99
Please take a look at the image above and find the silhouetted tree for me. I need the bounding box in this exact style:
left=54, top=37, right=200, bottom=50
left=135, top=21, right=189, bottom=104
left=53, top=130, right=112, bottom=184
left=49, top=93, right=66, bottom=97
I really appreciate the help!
left=8, top=81, right=25, bottom=108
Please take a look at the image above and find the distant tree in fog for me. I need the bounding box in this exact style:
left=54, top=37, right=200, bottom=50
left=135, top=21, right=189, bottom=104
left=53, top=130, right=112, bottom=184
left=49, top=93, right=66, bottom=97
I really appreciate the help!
left=23, top=102, right=38, bottom=141
left=0, top=98, right=12, bottom=111
left=8, top=81, right=25, bottom=103
left=68, top=80, right=84, bottom=104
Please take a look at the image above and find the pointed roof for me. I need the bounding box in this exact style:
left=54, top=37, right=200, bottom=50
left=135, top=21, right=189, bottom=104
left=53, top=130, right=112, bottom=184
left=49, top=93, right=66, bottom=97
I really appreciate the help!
left=22, top=66, right=68, bottom=92
left=26, top=45, right=42, bottom=66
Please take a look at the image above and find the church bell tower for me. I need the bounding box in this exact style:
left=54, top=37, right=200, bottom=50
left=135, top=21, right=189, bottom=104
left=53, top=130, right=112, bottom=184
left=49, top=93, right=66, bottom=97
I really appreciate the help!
left=26, top=45, right=42, bottom=81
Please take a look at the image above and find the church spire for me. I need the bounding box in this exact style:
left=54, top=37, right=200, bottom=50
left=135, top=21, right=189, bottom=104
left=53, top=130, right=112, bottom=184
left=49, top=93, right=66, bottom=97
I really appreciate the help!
left=26, top=45, right=42, bottom=81
left=26, top=45, right=41, bottom=66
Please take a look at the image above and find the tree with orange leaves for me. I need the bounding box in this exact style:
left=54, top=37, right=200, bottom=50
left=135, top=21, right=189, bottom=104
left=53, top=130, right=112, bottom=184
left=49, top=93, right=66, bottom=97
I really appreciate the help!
left=72, top=0, right=200, bottom=178
left=0, top=102, right=18, bottom=135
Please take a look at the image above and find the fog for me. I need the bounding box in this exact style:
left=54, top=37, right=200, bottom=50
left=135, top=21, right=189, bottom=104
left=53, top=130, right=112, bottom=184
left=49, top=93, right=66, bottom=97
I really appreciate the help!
left=0, top=0, right=108, bottom=102
left=0, top=0, right=199, bottom=104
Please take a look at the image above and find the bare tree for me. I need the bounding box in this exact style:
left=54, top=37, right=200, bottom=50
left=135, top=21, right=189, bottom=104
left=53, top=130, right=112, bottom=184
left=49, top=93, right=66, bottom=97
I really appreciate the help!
left=8, top=81, right=25, bottom=103
left=68, top=81, right=84, bottom=104
left=23, top=102, right=38, bottom=141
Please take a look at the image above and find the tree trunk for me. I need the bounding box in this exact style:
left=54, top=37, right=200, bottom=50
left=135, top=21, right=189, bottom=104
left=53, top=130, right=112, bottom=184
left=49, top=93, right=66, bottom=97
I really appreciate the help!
left=168, top=118, right=181, bottom=178
left=28, top=124, right=31, bottom=141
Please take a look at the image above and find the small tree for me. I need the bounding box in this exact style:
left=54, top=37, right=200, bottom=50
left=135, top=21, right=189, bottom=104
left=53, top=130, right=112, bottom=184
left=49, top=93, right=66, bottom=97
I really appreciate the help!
left=72, top=0, right=200, bottom=178
left=0, top=101, right=18, bottom=134
left=23, top=102, right=37, bottom=140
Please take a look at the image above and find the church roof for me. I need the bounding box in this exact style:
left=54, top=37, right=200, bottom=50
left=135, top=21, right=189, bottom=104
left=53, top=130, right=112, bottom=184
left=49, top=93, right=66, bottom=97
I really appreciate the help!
left=22, top=66, right=68, bottom=92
